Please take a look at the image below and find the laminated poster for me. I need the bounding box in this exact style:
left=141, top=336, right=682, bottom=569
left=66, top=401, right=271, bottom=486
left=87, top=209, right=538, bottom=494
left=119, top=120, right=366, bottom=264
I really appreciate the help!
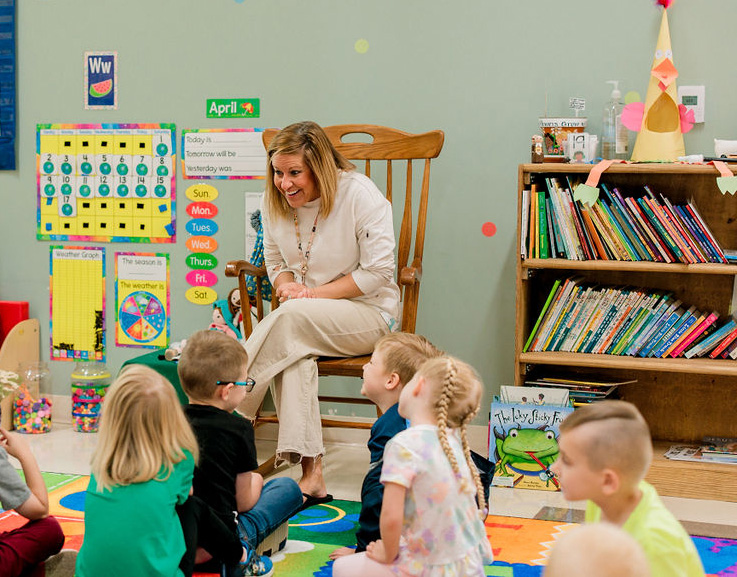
left=115, top=252, right=170, bottom=348
left=37, top=123, right=176, bottom=243
left=50, top=246, right=105, bottom=361
left=181, top=128, right=266, bottom=179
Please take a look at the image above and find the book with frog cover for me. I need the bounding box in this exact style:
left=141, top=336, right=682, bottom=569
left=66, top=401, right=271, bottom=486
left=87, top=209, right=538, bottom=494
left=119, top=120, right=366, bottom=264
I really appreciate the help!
left=488, top=400, right=573, bottom=491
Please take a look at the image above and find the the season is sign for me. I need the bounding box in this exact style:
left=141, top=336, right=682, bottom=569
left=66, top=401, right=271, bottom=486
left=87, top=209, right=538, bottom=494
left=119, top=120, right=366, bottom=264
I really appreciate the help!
left=207, top=98, right=260, bottom=119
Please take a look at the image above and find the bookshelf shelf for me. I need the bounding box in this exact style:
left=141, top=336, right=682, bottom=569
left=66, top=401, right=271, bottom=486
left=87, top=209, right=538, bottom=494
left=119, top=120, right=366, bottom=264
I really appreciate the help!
left=520, top=351, right=737, bottom=377
left=523, top=259, right=737, bottom=276
left=516, top=163, right=737, bottom=503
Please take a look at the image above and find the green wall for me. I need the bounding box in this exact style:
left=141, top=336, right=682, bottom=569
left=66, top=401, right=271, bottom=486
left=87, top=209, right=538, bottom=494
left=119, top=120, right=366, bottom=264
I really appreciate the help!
left=2, top=0, right=735, bottom=424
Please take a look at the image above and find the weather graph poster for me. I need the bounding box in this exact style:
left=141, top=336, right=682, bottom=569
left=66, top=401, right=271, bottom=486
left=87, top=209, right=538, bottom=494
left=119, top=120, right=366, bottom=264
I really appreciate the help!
left=50, top=246, right=105, bottom=361
left=115, top=252, right=169, bottom=349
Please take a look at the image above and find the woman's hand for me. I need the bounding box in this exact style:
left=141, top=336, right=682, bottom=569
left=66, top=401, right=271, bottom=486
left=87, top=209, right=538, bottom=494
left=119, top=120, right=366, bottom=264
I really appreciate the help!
left=365, top=539, right=394, bottom=564
left=276, top=282, right=316, bottom=302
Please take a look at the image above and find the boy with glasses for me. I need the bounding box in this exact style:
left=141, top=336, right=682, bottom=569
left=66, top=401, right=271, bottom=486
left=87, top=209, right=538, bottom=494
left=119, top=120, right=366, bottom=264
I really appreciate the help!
left=178, top=330, right=302, bottom=576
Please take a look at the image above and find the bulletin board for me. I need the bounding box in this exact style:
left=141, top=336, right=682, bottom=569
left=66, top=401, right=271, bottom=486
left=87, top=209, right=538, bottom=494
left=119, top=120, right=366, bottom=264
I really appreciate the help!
left=115, top=252, right=170, bottom=349
left=37, top=123, right=176, bottom=242
left=49, top=246, right=105, bottom=361
left=0, top=0, right=16, bottom=170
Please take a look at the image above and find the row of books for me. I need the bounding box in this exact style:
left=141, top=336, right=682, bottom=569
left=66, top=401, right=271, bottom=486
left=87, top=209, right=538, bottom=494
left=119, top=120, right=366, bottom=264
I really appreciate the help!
left=520, top=176, right=728, bottom=263
left=523, top=375, right=631, bottom=405
left=524, top=275, right=737, bottom=358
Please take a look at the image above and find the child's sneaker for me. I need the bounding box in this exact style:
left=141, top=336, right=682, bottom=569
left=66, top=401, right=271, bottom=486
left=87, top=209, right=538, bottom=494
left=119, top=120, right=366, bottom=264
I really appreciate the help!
left=223, top=548, right=274, bottom=577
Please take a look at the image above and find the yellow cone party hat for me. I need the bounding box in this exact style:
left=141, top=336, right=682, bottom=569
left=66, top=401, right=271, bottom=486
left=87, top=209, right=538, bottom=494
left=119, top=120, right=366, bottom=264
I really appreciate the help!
left=626, top=2, right=693, bottom=162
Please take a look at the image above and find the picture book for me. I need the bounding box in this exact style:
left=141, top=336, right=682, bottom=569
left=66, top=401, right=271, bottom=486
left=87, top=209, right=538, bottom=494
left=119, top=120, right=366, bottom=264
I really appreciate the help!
left=489, top=400, right=573, bottom=491
left=699, top=437, right=737, bottom=463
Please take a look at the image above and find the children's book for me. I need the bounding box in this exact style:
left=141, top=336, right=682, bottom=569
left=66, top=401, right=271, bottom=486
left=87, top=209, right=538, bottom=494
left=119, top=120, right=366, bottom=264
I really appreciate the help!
left=699, top=437, right=737, bottom=463
left=489, top=398, right=573, bottom=491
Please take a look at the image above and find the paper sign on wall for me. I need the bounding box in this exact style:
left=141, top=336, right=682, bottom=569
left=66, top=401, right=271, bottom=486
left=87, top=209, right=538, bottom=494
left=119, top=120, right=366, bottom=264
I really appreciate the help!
left=50, top=246, right=105, bottom=361
left=115, top=252, right=170, bottom=348
left=84, top=51, right=117, bottom=110
left=181, top=129, right=266, bottom=179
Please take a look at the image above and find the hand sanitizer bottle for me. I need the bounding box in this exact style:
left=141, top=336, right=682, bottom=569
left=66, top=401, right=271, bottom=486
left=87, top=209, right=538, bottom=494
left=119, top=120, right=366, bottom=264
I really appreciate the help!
left=601, top=81, right=628, bottom=160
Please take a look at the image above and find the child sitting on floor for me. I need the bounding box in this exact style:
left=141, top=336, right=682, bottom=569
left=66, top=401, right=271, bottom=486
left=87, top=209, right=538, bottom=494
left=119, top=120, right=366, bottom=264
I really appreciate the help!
left=178, top=330, right=303, bottom=576
left=550, top=400, right=705, bottom=577
left=333, top=356, right=493, bottom=576
left=544, top=523, right=651, bottom=577
left=76, top=365, right=201, bottom=576
left=0, top=424, right=67, bottom=577
left=330, top=332, right=442, bottom=561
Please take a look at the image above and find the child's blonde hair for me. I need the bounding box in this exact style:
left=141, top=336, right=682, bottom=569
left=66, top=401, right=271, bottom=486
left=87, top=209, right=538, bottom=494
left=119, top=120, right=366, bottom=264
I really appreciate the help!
left=558, top=400, right=652, bottom=483
left=91, top=364, right=198, bottom=491
left=417, top=355, right=486, bottom=516
left=544, top=523, right=650, bottom=577
left=177, top=329, right=249, bottom=401
left=374, top=332, right=443, bottom=386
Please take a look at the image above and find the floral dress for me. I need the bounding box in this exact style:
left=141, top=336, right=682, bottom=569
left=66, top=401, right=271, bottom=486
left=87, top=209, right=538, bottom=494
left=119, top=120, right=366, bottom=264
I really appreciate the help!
left=380, top=425, right=493, bottom=576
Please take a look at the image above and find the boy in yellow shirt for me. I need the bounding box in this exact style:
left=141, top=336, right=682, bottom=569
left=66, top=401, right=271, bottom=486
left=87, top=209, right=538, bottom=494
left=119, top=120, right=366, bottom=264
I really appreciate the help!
left=550, top=400, right=705, bottom=577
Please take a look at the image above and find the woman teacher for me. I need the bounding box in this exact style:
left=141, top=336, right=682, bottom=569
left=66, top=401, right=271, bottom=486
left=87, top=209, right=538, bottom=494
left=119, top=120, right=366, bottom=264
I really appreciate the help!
left=242, top=121, right=400, bottom=505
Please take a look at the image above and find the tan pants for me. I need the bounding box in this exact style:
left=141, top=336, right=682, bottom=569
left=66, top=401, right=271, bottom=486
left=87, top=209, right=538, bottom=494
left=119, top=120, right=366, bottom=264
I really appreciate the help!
left=241, top=298, right=389, bottom=466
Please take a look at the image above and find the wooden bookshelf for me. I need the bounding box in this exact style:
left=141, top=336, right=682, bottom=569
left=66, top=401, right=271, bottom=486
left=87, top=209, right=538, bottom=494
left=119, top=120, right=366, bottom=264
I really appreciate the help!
left=516, top=163, right=737, bottom=503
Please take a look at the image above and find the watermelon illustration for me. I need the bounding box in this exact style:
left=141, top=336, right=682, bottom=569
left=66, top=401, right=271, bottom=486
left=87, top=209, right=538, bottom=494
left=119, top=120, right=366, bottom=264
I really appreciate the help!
left=89, top=79, right=112, bottom=98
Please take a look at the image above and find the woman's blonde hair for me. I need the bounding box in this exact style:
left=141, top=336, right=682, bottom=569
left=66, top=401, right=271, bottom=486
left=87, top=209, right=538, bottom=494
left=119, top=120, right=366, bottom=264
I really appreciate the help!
left=418, top=356, right=486, bottom=517
left=91, top=364, right=199, bottom=492
left=265, top=121, right=355, bottom=220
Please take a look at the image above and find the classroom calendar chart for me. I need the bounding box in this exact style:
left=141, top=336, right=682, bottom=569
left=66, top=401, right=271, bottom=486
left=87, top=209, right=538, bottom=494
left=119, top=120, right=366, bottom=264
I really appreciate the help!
left=37, top=123, right=176, bottom=243
left=49, top=246, right=106, bottom=362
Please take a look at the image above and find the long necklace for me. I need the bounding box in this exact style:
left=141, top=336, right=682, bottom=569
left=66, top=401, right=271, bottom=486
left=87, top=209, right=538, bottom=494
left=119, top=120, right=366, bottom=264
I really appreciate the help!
left=293, top=210, right=319, bottom=284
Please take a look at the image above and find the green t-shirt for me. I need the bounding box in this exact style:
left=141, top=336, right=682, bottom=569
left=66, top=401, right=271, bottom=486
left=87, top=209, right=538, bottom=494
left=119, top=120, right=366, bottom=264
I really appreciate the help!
left=76, top=451, right=194, bottom=577
left=585, top=481, right=705, bottom=577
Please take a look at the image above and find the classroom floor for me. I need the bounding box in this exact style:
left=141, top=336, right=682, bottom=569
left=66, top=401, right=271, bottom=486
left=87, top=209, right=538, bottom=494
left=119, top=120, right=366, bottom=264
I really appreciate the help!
left=15, top=422, right=737, bottom=538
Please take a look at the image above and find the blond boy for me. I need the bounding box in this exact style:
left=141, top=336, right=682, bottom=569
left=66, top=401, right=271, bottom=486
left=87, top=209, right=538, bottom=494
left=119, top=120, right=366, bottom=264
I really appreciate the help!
left=330, top=332, right=442, bottom=560
left=544, top=523, right=650, bottom=577
left=550, top=400, right=705, bottom=577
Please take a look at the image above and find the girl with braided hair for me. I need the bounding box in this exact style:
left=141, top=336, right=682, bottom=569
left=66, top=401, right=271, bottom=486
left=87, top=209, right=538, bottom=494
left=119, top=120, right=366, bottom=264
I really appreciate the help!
left=332, top=356, right=492, bottom=577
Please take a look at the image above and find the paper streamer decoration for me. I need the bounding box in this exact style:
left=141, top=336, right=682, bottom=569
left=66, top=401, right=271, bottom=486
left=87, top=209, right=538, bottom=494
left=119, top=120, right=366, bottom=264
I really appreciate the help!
left=713, top=161, right=737, bottom=195
left=50, top=246, right=105, bottom=361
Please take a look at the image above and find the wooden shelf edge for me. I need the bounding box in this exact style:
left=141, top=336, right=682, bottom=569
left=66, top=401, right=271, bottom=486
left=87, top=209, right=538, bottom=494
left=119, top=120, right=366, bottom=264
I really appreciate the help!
left=520, top=163, right=737, bottom=176
left=647, top=441, right=737, bottom=502
left=522, top=259, right=737, bottom=275
left=518, top=352, right=737, bottom=377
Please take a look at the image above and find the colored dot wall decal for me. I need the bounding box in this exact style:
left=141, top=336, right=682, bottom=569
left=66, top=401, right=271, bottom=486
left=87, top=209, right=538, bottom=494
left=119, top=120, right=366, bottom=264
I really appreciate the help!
left=354, top=39, right=369, bottom=54
left=482, top=222, right=497, bottom=237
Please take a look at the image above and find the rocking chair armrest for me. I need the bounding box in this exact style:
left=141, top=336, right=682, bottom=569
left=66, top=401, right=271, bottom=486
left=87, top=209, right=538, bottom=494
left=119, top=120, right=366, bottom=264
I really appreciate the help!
left=399, top=260, right=422, bottom=286
left=225, top=260, right=267, bottom=279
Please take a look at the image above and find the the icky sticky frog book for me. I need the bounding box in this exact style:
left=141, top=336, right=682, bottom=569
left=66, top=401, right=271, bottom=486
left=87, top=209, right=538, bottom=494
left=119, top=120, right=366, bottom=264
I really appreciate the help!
left=489, top=395, right=573, bottom=491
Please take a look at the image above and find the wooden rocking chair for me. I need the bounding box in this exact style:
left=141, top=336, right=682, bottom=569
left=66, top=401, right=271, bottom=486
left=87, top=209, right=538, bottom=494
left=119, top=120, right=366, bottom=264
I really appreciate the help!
left=225, top=124, right=444, bottom=474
